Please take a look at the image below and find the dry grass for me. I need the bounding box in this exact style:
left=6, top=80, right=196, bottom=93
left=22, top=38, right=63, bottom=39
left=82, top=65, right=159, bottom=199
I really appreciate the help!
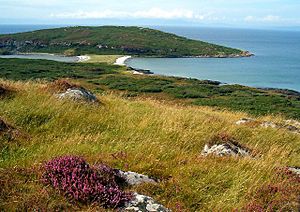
left=0, top=79, right=299, bottom=211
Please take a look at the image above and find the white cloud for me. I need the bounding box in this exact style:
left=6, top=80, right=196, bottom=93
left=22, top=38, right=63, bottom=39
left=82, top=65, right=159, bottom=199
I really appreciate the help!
left=51, top=8, right=210, bottom=21
left=244, top=15, right=281, bottom=23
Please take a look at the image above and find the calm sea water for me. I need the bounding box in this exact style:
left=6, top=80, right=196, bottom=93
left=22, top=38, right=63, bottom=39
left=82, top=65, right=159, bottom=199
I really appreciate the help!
left=127, top=26, right=300, bottom=91
left=0, top=25, right=299, bottom=91
left=0, top=54, right=79, bottom=62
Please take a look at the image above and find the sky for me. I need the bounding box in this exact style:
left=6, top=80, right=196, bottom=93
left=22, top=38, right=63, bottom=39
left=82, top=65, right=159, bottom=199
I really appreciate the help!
left=0, top=0, right=300, bottom=29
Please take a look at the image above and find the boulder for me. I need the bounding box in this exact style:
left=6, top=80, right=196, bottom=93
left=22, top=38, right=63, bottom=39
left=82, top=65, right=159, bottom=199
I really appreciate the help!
left=288, top=167, right=300, bottom=175
left=57, top=88, right=97, bottom=102
left=236, top=118, right=300, bottom=134
left=201, top=142, right=250, bottom=157
left=123, top=193, right=170, bottom=212
left=118, top=170, right=156, bottom=186
left=260, top=121, right=278, bottom=129
left=235, top=118, right=256, bottom=125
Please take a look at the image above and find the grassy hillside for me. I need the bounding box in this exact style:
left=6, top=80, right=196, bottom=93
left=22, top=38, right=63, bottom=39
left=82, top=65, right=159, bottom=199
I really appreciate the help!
left=0, top=79, right=299, bottom=211
left=0, top=26, right=249, bottom=57
left=0, top=58, right=300, bottom=119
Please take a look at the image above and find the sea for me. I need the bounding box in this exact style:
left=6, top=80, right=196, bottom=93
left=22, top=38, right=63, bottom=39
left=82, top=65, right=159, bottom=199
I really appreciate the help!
left=1, top=25, right=300, bottom=91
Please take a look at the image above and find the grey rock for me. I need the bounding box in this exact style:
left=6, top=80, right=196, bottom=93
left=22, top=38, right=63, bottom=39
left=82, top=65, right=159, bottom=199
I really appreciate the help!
left=288, top=167, right=300, bottom=175
left=260, top=121, right=278, bottom=129
left=123, top=193, right=170, bottom=212
left=285, top=120, right=300, bottom=128
left=236, top=118, right=300, bottom=134
left=118, top=170, right=156, bottom=186
left=235, top=118, right=255, bottom=125
left=201, top=143, right=250, bottom=157
left=57, top=88, right=97, bottom=102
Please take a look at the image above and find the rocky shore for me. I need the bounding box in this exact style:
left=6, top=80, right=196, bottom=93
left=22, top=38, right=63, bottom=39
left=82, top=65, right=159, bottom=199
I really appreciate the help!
left=191, top=51, right=254, bottom=58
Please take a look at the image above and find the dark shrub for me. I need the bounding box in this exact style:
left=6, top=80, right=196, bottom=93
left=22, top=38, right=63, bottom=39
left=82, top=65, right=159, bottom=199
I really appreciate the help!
left=0, top=84, right=13, bottom=99
left=47, top=79, right=79, bottom=93
left=42, top=156, right=132, bottom=208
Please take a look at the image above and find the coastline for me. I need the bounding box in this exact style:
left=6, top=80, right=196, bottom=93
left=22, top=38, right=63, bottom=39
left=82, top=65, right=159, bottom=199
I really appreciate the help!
left=114, top=56, right=132, bottom=66
left=77, top=55, right=91, bottom=62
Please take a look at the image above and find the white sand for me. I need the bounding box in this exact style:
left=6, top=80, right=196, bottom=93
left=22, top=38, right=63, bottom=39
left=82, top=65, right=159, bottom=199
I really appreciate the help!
left=114, top=56, right=132, bottom=66
left=77, top=55, right=91, bottom=62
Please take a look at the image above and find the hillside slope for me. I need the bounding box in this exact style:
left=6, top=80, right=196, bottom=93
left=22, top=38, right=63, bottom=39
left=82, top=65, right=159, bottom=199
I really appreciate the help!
left=0, top=58, right=300, bottom=119
left=0, top=26, right=251, bottom=57
left=0, top=79, right=299, bottom=211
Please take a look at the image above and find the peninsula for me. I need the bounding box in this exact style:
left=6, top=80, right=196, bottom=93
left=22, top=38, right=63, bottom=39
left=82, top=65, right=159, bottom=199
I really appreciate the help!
left=0, top=26, right=252, bottom=58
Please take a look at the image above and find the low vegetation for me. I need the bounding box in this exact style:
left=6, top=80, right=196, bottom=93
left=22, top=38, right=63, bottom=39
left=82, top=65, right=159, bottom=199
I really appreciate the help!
left=42, top=156, right=131, bottom=208
left=0, top=79, right=299, bottom=211
left=1, top=58, right=300, bottom=119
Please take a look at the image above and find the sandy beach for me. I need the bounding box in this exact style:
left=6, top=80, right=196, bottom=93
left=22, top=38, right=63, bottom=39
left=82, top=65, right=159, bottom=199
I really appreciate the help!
left=114, top=56, right=131, bottom=66
left=77, top=55, right=91, bottom=62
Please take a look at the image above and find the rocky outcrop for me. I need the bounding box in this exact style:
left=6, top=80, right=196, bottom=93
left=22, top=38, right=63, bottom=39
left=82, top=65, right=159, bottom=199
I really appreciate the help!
left=236, top=118, right=256, bottom=125
left=192, top=51, right=254, bottom=58
left=57, top=87, right=98, bottom=103
left=118, top=170, right=156, bottom=186
left=123, top=193, right=170, bottom=212
left=127, top=66, right=154, bottom=75
left=201, top=142, right=251, bottom=157
left=288, top=167, right=300, bottom=175
left=260, top=121, right=278, bottom=129
left=236, top=118, right=300, bottom=134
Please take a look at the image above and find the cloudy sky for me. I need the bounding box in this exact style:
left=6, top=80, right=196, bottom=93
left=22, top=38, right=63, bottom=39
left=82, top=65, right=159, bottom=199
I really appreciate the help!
left=0, top=0, right=300, bottom=28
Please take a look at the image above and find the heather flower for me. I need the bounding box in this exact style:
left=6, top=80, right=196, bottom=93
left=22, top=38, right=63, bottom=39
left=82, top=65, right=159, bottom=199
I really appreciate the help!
left=42, top=156, right=132, bottom=208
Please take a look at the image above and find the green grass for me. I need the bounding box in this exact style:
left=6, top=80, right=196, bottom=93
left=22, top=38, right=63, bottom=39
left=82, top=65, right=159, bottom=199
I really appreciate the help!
left=0, top=58, right=300, bottom=119
left=83, top=55, right=121, bottom=64
left=0, top=58, right=121, bottom=80
left=0, top=26, right=245, bottom=57
left=93, top=75, right=300, bottom=119
left=0, top=80, right=299, bottom=211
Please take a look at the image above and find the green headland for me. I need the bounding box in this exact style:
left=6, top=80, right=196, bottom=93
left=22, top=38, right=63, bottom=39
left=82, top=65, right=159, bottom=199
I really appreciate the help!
left=0, top=26, right=252, bottom=57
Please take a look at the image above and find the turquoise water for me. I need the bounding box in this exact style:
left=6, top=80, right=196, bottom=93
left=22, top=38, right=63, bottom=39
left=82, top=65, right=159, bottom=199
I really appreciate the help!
left=127, top=26, right=300, bottom=91
left=1, top=25, right=300, bottom=91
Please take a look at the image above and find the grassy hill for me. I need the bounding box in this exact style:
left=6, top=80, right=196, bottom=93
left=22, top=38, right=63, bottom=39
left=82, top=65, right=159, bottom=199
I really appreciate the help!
left=0, top=79, right=299, bottom=211
left=0, top=58, right=299, bottom=119
left=0, top=26, right=250, bottom=57
left=0, top=57, right=299, bottom=210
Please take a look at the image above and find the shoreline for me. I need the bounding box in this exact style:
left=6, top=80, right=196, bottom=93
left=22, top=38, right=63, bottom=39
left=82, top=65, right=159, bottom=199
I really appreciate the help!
left=114, top=56, right=132, bottom=66
left=124, top=57, right=300, bottom=94
left=77, top=55, right=91, bottom=62
left=1, top=53, right=298, bottom=93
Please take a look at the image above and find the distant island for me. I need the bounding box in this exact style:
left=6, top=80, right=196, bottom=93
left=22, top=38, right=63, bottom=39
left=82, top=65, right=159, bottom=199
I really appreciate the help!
left=0, top=26, right=253, bottom=58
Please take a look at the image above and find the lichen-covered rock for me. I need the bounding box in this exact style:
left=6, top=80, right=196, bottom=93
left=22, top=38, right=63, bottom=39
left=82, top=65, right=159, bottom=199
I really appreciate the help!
left=235, top=118, right=256, bottom=125
left=118, top=170, right=156, bottom=186
left=123, top=193, right=170, bottom=212
left=285, top=120, right=300, bottom=128
left=260, top=121, right=278, bottom=129
left=288, top=167, right=300, bottom=175
left=236, top=118, right=300, bottom=134
left=201, top=143, right=250, bottom=157
left=57, top=88, right=97, bottom=102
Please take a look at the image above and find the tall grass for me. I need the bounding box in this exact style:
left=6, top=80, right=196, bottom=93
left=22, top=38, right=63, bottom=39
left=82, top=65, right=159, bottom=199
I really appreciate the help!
left=0, top=80, right=299, bottom=211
